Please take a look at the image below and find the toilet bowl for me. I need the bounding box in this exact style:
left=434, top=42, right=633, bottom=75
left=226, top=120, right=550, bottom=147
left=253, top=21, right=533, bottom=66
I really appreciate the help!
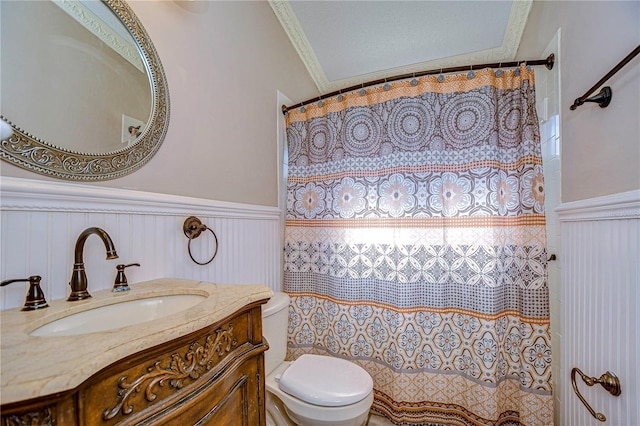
left=262, top=292, right=374, bottom=426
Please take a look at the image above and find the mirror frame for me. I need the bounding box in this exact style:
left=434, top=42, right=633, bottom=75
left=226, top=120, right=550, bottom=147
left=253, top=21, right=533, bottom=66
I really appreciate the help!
left=0, top=0, right=169, bottom=181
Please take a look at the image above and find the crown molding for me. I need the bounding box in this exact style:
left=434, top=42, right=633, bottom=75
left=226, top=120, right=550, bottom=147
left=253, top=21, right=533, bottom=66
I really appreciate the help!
left=52, top=0, right=144, bottom=72
left=269, top=0, right=532, bottom=94
left=268, top=0, right=329, bottom=92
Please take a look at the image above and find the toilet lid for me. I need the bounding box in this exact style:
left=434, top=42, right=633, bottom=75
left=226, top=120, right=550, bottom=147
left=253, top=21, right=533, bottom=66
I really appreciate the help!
left=278, top=354, right=373, bottom=407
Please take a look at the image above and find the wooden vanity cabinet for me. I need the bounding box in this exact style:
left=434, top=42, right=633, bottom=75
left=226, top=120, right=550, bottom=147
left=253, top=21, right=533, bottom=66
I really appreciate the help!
left=1, top=300, right=268, bottom=426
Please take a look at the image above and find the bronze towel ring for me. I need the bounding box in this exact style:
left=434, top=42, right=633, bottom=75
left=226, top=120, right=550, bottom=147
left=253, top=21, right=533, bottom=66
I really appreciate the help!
left=183, top=216, right=218, bottom=265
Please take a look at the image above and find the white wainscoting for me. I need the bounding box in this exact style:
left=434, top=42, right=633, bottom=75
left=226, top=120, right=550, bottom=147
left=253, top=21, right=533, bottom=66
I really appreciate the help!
left=0, top=177, right=282, bottom=310
left=556, top=190, right=639, bottom=425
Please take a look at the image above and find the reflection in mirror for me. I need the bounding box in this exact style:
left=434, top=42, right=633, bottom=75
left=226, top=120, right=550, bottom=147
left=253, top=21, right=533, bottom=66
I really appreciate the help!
left=3, top=0, right=151, bottom=153
left=0, top=0, right=169, bottom=180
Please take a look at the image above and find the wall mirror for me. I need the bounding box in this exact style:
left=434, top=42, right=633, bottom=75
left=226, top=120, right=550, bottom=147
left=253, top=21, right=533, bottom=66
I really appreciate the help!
left=0, top=0, right=169, bottom=181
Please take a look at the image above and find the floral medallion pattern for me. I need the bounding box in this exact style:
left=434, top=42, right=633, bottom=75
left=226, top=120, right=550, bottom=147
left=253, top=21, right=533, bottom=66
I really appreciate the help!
left=284, top=66, right=552, bottom=425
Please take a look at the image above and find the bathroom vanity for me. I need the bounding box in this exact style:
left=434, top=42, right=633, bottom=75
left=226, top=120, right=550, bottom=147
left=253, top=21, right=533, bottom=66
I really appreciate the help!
left=0, top=279, right=272, bottom=425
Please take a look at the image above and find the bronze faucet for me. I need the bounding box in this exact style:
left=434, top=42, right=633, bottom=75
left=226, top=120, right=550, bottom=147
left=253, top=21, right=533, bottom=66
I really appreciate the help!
left=68, top=227, right=118, bottom=301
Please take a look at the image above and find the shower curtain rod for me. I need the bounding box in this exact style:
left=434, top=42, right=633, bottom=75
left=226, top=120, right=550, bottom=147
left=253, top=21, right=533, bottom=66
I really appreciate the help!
left=282, top=53, right=555, bottom=114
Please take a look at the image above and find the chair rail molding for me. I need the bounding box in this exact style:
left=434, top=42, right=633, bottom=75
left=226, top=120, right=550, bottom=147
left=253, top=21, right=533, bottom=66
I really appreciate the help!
left=555, top=190, right=640, bottom=221
left=0, top=177, right=281, bottom=219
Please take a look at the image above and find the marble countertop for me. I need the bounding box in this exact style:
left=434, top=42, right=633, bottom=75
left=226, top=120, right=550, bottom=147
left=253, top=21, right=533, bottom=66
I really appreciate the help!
left=0, top=278, right=273, bottom=405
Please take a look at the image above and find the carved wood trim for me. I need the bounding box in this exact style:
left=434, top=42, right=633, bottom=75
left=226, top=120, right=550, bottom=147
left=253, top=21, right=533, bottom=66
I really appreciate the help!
left=3, top=406, right=54, bottom=426
left=103, top=324, right=237, bottom=420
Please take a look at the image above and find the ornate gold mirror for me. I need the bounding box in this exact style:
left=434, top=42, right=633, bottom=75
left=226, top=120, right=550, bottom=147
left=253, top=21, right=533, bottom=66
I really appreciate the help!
left=0, top=0, right=169, bottom=180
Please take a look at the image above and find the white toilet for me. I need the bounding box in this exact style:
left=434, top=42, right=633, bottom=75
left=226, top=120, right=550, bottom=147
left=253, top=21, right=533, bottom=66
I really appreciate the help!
left=262, top=292, right=374, bottom=426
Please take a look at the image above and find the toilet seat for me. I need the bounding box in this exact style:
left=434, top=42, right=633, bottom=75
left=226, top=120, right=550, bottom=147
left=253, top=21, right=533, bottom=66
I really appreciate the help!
left=266, top=362, right=374, bottom=425
left=279, top=354, right=373, bottom=406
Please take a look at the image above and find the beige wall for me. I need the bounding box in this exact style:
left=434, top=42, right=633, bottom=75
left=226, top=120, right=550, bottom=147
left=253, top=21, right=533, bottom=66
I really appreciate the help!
left=517, top=1, right=640, bottom=203
left=1, top=1, right=318, bottom=207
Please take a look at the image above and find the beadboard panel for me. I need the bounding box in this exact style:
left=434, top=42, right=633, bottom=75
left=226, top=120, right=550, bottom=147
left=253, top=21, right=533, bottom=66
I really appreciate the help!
left=557, top=190, right=640, bottom=425
left=0, top=177, right=282, bottom=310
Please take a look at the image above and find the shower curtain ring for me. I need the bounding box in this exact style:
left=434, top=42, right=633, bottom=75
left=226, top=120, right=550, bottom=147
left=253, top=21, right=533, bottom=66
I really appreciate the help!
left=468, top=65, right=475, bottom=79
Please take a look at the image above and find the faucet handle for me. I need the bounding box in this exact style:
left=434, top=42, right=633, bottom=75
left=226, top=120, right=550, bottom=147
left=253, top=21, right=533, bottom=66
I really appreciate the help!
left=112, top=263, right=140, bottom=292
left=1, top=275, right=49, bottom=311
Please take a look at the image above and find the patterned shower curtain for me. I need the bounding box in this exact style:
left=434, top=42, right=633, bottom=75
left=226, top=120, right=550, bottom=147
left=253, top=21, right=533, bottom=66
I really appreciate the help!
left=284, top=65, right=552, bottom=425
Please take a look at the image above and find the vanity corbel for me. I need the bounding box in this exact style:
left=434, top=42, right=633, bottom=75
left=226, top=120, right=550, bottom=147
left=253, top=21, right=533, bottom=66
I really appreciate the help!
left=0, top=280, right=272, bottom=426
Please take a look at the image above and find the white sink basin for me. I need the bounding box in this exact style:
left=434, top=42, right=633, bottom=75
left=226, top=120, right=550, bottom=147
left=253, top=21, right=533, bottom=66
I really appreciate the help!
left=30, top=294, right=206, bottom=337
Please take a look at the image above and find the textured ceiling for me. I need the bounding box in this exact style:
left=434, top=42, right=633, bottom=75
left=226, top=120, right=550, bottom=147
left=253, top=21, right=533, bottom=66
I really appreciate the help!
left=269, top=0, right=532, bottom=93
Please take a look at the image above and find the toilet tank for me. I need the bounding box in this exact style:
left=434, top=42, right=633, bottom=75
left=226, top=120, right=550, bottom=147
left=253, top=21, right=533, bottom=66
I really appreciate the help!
left=262, top=292, right=290, bottom=376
